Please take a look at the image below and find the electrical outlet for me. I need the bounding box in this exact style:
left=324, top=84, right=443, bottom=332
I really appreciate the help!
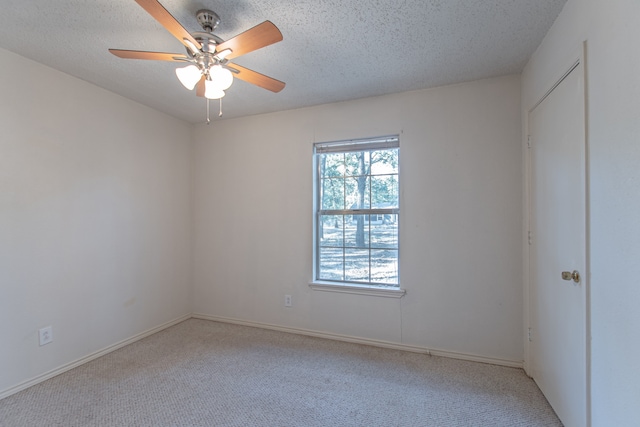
left=39, top=326, right=53, bottom=346
left=284, top=294, right=292, bottom=307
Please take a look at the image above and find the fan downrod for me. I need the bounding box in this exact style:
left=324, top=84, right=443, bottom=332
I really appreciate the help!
left=196, top=9, right=220, bottom=33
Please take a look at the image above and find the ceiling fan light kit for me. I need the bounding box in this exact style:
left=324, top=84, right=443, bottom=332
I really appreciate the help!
left=109, top=0, right=285, bottom=123
left=209, top=65, right=233, bottom=91
left=175, top=64, right=201, bottom=90
left=204, top=81, right=225, bottom=100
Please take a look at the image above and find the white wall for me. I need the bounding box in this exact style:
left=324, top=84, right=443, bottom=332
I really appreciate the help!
left=522, top=0, right=640, bottom=425
left=0, top=48, right=193, bottom=395
left=192, top=75, right=523, bottom=364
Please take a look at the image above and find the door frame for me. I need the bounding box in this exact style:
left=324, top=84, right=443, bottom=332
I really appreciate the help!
left=523, top=41, right=591, bottom=425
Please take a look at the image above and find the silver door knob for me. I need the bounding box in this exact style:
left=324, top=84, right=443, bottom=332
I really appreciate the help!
left=561, top=270, right=580, bottom=283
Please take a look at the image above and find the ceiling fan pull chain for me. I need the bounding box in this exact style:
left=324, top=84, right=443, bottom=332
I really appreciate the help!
left=219, top=98, right=223, bottom=117
left=206, top=98, right=211, bottom=124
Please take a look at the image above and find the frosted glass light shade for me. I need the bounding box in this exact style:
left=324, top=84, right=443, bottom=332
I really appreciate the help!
left=175, top=65, right=202, bottom=90
left=208, top=65, right=233, bottom=91
left=204, top=79, right=226, bottom=99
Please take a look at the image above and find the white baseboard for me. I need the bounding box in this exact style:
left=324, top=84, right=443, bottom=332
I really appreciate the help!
left=0, top=314, right=191, bottom=400
left=1, top=312, right=522, bottom=400
left=192, top=313, right=524, bottom=369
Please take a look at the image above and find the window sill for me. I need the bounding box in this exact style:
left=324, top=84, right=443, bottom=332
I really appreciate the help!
left=309, top=281, right=406, bottom=298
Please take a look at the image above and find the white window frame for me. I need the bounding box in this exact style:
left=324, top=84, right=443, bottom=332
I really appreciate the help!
left=311, top=136, right=405, bottom=297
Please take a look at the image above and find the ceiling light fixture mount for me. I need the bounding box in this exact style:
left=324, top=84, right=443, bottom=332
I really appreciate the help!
left=196, top=9, right=220, bottom=33
left=109, top=0, right=285, bottom=124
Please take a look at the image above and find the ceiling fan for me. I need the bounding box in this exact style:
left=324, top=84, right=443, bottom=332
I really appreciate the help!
left=109, top=0, right=285, bottom=122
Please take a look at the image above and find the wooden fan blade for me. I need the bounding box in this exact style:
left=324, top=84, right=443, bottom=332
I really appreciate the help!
left=195, top=76, right=206, bottom=97
left=228, top=63, right=285, bottom=93
left=216, top=21, right=283, bottom=60
left=135, top=0, right=201, bottom=51
left=109, top=49, right=189, bottom=61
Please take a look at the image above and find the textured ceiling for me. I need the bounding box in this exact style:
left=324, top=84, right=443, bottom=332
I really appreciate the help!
left=0, top=0, right=566, bottom=123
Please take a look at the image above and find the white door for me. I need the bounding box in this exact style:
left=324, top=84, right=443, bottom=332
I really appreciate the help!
left=529, top=58, right=588, bottom=427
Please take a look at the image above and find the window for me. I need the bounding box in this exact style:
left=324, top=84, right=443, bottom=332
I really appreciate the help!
left=314, top=136, right=399, bottom=287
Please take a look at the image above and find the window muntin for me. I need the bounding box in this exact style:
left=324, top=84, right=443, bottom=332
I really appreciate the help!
left=315, top=136, right=399, bottom=287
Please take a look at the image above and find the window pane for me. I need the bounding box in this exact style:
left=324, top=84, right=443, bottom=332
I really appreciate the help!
left=371, top=175, right=398, bottom=208
left=321, top=178, right=344, bottom=210
left=345, top=215, right=369, bottom=248
left=344, top=249, right=369, bottom=282
left=320, top=153, right=344, bottom=178
left=319, top=247, right=344, bottom=281
left=315, top=139, right=399, bottom=288
left=370, top=249, right=398, bottom=285
left=346, top=176, right=370, bottom=209
left=319, top=215, right=343, bottom=247
left=370, top=221, right=398, bottom=249
left=344, top=151, right=370, bottom=177
left=370, top=149, right=398, bottom=175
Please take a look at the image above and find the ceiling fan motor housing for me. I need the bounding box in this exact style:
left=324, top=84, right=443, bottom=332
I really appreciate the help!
left=196, top=9, right=220, bottom=33
left=191, top=31, right=223, bottom=55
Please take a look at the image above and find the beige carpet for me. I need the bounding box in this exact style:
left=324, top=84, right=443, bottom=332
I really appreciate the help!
left=0, top=319, right=561, bottom=426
